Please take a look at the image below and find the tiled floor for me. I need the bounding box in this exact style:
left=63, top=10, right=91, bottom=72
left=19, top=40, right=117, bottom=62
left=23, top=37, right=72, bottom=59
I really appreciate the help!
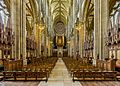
left=38, top=58, right=82, bottom=86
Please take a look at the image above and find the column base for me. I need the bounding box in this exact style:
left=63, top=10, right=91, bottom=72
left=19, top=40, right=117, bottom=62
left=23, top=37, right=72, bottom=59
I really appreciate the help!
left=23, top=59, right=27, bottom=66
left=93, top=59, right=97, bottom=66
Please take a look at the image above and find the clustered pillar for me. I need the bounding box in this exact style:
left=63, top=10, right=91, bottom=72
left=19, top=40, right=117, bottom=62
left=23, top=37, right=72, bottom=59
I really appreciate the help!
left=93, top=0, right=109, bottom=64
left=11, top=0, right=27, bottom=65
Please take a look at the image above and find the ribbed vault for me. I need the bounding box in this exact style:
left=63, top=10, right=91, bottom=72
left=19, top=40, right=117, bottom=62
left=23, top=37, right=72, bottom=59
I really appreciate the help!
left=50, top=0, right=70, bottom=25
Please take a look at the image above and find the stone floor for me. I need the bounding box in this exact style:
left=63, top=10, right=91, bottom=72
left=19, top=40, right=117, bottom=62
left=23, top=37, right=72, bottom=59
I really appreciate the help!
left=1, top=58, right=120, bottom=86
left=38, top=58, right=82, bottom=86
left=0, top=81, right=39, bottom=86
left=81, top=81, right=120, bottom=86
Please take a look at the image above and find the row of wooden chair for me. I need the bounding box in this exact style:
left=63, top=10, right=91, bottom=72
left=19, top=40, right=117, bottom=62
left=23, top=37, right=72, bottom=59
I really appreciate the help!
left=0, top=57, right=58, bottom=81
left=2, top=71, right=48, bottom=81
left=73, top=70, right=117, bottom=81
left=25, top=57, right=57, bottom=72
left=62, top=57, right=117, bottom=81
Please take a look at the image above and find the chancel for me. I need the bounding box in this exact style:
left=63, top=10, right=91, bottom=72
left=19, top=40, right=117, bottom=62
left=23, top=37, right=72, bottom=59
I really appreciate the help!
left=0, top=0, right=120, bottom=86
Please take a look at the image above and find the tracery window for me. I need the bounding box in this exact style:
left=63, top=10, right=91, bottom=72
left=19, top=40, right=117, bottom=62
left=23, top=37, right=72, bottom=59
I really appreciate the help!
left=110, top=1, right=120, bottom=28
left=0, top=0, right=9, bottom=23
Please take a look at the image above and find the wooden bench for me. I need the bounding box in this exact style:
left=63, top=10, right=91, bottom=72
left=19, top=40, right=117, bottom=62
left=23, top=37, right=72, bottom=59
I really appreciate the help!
left=103, top=71, right=117, bottom=80
left=14, top=71, right=26, bottom=80
left=0, top=57, right=58, bottom=82
left=2, top=71, right=49, bottom=82
left=73, top=70, right=117, bottom=81
left=1, top=57, right=58, bottom=81
left=63, top=57, right=118, bottom=81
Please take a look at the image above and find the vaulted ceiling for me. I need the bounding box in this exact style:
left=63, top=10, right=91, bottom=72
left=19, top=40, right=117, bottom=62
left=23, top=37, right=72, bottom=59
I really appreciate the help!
left=49, top=0, right=71, bottom=25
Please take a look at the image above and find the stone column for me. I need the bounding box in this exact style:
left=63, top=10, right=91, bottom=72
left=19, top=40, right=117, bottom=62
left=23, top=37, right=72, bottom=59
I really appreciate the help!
left=83, top=22, right=86, bottom=57
left=72, top=37, right=74, bottom=57
left=11, top=0, right=16, bottom=59
left=50, top=41, right=52, bottom=56
left=73, top=30, right=77, bottom=58
left=38, top=28, right=42, bottom=57
left=22, top=0, right=27, bottom=65
left=79, top=31, right=82, bottom=57
left=78, top=24, right=84, bottom=58
left=73, top=30, right=76, bottom=58
left=48, top=38, right=51, bottom=57
left=11, top=0, right=21, bottom=59
left=67, top=42, right=70, bottom=56
left=76, top=30, right=78, bottom=58
left=78, top=31, right=80, bottom=55
left=44, top=29, right=47, bottom=57
left=93, top=0, right=100, bottom=65
left=39, top=31, right=42, bottom=56
left=11, top=0, right=27, bottom=65
left=36, top=24, right=39, bottom=57
left=33, top=23, right=37, bottom=57
left=70, top=40, right=72, bottom=57
left=99, top=0, right=109, bottom=59
left=41, top=32, right=44, bottom=56
left=115, top=47, right=117, bottom=59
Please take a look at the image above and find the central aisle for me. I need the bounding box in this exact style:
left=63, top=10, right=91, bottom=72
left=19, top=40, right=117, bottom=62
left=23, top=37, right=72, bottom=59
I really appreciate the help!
left=38, top=58, right=82, bottom=86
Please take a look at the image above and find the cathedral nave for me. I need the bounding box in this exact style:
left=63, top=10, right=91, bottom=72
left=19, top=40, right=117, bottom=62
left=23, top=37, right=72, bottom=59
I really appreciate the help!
left=0, top=0, right=120, bottom=86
